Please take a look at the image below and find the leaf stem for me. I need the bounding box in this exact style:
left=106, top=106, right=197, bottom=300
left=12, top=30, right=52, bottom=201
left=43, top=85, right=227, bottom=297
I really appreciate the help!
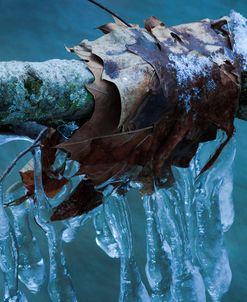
left=87, top=0, right=132, bottom=27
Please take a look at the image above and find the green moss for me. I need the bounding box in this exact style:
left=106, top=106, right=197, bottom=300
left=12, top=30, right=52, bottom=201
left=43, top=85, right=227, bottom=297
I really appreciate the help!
left=85, top=92, right=94, bottom=103
left=24, top=77, right=43, bottom=96
left=69, top=100, right=81, bottom=111
left=58, top=98, right=66, bottom=108
left=0, top=112, right=9, bottom=121
left=68, top=82, right=77, bottom=91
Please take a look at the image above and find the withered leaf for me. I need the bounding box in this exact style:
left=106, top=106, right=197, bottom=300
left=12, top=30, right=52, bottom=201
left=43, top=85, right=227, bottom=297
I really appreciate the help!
left=41, top=128, right=61, bottom=173
left=60, top=15, right=241, bottom=199
left=58, top=43, right=121, bottom=156
left=50, top=180, right=102, bottom=221
left=60, top=126, right=153, bottom=185
left=85, top=24, right=156, bottom=128
left=20, top=170, right=68, bottom=199
left=144, top=16, right=165, bottom=32
left=125, top=19, right=240, bottom=175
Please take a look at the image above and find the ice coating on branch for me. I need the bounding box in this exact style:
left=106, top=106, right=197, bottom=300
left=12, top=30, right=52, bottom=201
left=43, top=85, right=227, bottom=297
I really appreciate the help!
left=62, top=205, right=96, bottom=243
left=168, top=53, right=213, bottom=85
left=217, top=138, right=236, bottom=232
left=0, top=187, right=9, bottom=241
left=229, top=11, right=247, bottom=69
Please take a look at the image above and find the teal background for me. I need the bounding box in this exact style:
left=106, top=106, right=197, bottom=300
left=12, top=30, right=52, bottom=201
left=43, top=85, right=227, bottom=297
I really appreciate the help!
left=0, top=0, right=246, bottom=301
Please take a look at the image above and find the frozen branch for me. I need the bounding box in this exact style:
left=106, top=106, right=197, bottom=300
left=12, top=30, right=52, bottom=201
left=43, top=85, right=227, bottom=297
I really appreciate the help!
left=0, top=59, right=94, bottom=126
left=0, top=59, right=246, bottom=128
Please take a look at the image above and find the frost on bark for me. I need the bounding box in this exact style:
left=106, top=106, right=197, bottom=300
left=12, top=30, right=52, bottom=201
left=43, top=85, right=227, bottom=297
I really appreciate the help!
left=0, top=60, right=94, bottom=126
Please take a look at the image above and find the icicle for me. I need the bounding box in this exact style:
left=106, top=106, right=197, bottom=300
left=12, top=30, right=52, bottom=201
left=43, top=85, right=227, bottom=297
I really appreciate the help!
left=62, top=213, right=92, bottom=243
left=94, top=206, right=120, bottom=258
left=191, top=137, right=236, bottom=302
left=0, top=182, right=27, bottom=301
left=104, top=192, right=150, bottom=302
left=143, top=194, right=172, bottom=302
left=9, top=201, right=45, bottom=293
left=154, top=187, right=206, bottom=302
left=32, top=147, right=77, bottom=302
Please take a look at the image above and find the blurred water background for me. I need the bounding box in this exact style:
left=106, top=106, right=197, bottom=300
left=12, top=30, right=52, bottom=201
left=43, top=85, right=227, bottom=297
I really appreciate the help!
left=0, top=0, right=246, bottom=301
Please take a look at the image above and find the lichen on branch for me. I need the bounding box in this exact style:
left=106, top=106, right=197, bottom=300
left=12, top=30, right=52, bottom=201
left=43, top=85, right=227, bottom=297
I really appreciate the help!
left=0, top=59, right=94, bottom=125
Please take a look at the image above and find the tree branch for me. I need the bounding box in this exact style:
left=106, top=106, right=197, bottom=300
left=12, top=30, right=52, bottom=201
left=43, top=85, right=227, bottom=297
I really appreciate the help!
left=0, top=59, right=94, bottom=126
left=0, top=58, right=246, bottom=128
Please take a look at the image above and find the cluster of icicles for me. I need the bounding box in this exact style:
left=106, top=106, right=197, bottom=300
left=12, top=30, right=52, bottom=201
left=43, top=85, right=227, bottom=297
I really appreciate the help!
left=0, top=132, right=235, bottom=302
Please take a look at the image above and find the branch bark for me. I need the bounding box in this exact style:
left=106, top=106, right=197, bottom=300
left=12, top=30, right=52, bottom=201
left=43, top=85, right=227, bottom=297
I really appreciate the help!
left=0, top=59, right=94, bottom=127
left=0, top=59, right=246, bottom=129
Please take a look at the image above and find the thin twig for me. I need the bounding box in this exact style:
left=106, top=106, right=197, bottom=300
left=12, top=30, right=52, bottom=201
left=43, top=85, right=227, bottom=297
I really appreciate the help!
left=87, top=0, right=131, bottom=27
left=0, top=128, right=48, bottom=182
left=60, top=125, right=153, bottom=147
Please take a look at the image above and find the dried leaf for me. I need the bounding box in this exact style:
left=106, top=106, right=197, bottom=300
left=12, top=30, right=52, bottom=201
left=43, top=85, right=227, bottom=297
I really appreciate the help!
left=60, top=126, right=153, bottom=185
left=144, top=16, right=165, bottom=32
left=50, top=180, right=102, bottom=221
left=60, top=43, right=121, bottom=151
left=125, top=19, right=240, bottom=175
left=59, top=15, right=241, bottom=198
left=20, top=169, right=68, bottom=199
left=86, top=26, right=156, bottom=127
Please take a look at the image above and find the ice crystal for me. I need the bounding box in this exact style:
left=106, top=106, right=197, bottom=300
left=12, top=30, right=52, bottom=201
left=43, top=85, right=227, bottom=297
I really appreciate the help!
left=229, top=11, right=247, bottom=69
left=168, top=53, right=213, bottom=85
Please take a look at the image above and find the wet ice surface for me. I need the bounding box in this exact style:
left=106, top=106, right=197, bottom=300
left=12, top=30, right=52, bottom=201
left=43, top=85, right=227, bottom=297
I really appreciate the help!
left=32, top=147, right=77, bottom=302
left=90, top=132, right=235, bottom=302
left=0, top=183, right=27, bottom=301
left=10, top=202, right=45, bottom=293
left=0, top=125, right=239, bottom=302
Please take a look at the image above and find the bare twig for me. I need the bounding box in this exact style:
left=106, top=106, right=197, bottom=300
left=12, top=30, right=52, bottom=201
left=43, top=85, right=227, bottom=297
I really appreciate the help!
left=87, top=0, right=132, bottom=27
left=0, top=127, right=48, bottom=182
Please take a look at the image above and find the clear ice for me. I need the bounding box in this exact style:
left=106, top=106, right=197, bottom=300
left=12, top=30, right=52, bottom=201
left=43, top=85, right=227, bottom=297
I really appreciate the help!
left=32, top=147, right=77, bottom=302
left=10, top=201, right=45, bottom=293
left=0, top=183, right=27, bottom=302
left=0, top=129, right=237, bottom=301
left=103, top=192, right=150, bottom=302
